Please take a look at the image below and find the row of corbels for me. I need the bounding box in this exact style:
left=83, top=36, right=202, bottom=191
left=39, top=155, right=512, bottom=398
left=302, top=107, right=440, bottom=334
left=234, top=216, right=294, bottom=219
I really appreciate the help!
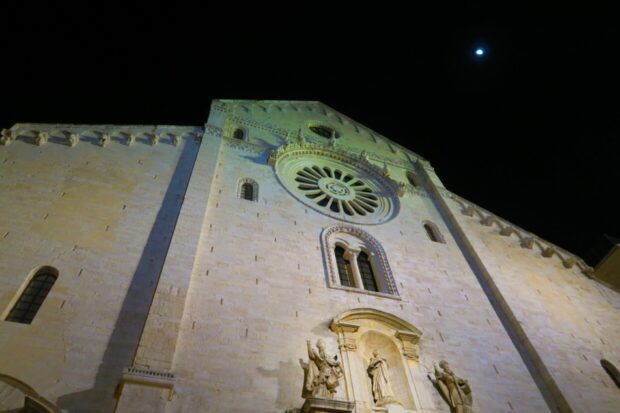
left=0, top=128, right=203, bottom=147
left=451, top=195, right=593, bottom=276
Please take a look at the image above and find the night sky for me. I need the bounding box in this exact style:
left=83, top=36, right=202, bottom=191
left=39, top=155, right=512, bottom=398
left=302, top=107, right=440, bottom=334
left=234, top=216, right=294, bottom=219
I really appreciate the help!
left=2, top=6, right=619, bottom=262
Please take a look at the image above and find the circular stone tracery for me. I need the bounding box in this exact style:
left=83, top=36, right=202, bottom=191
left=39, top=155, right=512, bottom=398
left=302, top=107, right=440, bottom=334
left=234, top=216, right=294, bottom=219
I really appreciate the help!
left=296, top=166, right=379, bottom=216
left=274, top=148, right=397, bottom=224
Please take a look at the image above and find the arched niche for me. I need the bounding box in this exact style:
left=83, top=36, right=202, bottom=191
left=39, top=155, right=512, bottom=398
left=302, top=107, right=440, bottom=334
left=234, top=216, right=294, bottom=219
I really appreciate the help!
left=330, top=308, right=434, bottom=413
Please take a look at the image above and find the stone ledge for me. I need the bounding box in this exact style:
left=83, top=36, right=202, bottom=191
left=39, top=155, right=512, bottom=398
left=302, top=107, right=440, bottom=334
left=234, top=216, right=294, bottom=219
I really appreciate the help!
left=301, top=398, right=355, bottom=413
left=117, top=366, right=175, bottom=401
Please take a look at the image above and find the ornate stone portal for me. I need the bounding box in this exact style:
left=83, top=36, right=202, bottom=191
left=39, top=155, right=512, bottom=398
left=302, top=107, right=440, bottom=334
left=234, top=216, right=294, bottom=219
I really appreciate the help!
left=300, top=310, right=479, bottom=413
left=428, top=360, right=474, bottom=413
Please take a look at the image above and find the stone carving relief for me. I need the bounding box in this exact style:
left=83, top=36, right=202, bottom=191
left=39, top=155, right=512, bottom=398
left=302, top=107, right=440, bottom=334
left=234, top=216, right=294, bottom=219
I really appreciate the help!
left=368, top=350, right=398, bottom=406
left=302, top=339, right=344, bottom=400
left=428, top=360, right=473, bottom=413
left=327, top=309, right=434, bottom=412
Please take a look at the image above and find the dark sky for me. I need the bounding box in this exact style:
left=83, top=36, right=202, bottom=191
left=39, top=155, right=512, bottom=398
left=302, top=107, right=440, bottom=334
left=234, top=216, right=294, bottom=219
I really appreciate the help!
left=2, top=5, right=619, bottom=262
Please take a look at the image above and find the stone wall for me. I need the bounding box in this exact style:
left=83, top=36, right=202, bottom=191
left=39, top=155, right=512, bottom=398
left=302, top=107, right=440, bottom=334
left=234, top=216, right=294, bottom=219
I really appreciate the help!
left=163, top=102, right=549, bottom=413
left=450, top=199, right=620, bottom=413
left=0, top=129, right=199, bottom=412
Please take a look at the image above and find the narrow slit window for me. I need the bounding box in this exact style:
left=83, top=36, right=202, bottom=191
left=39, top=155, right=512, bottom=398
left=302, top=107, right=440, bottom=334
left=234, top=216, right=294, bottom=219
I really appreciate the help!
left=335, top=246, right=353, bottom=287
left=6, top=269, right=57, bottom=324
left=407, top=172, right=418, bottom=187
left=601, top=359, right=620, bottom=389
left=424, top=223, right=443, bottom=243
left=358, top=251, right=378, bottom=292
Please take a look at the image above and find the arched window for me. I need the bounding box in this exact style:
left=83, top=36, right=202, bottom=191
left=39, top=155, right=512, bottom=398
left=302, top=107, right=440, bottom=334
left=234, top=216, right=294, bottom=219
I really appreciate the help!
left=424, top=222, right=444, bottom=243
left=335, top=246, right=353, bottom=287
left=406, top=172, right=418, bottom=187
left=601, top=359, right=620, bottom=389
left=322, top=225, right=398, bottom=297
left=6, top=267, right=58, bottom=324
left=238, top=178, right=258, bottom=202
left=233, top=128, right=245, bottom=140
left=240, top=183, right=253, bottom=201
left=357, top=251, right=378, bottom=292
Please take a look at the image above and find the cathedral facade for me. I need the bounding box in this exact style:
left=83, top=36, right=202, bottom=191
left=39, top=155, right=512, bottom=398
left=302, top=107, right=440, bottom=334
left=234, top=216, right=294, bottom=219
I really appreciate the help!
left=0, top=100, right=618, bottom=413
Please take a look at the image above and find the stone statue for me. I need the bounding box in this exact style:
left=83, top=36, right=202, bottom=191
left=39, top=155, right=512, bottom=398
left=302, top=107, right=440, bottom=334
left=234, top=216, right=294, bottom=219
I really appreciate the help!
left=301, top=339, right=343, bottom=400
left=428, top=360, right=473, bottom=413
left=367, top=350, right=397, bottom=405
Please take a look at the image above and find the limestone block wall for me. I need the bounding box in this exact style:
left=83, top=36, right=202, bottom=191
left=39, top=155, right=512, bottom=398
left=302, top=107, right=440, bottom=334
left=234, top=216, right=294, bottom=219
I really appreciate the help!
left=164, top=104, right=549, bottom=413
left=449, top=199, right=620, bottom=413
left=0, top=128, right=200, bottom=412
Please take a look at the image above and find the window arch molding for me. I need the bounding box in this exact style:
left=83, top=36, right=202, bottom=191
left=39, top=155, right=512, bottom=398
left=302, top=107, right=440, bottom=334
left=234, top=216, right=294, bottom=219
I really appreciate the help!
left=2, top=265, right=59, bottom=324
left=237, top=178, right=259, bottom=201
left=321, top=225, right=399, bottom=297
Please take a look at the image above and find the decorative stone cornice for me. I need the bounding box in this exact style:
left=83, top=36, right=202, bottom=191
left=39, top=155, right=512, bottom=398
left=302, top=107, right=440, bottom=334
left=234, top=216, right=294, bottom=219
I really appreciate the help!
left=68, top=132, right=80, bottom=147
left=99, top=133, right=111, bottom=147
left=118, top=367, right=175, bottom=401
left=448, top=192, right=592, bottom=277
left=215, top=100, right=428, bottom=166
left=0, top=128, right=16, bottom=145
left=126, top=133, right=136, bottom=146
left=0, top=124, right=203, bottom=149
left=204, top=124, right=223, bottom=138
left=36, top=131, right=48, bottom=146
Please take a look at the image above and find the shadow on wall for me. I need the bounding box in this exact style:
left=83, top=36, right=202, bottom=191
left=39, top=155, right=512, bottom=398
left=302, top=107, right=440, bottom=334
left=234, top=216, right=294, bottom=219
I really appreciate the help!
left=56, top=141, right=199, bottom=412
left=257, top=359, right=301, bottom=411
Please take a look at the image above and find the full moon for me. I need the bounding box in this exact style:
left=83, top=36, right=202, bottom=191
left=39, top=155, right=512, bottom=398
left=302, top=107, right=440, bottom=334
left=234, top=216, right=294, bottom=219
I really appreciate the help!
left=475, top=48, right=485, bottom=56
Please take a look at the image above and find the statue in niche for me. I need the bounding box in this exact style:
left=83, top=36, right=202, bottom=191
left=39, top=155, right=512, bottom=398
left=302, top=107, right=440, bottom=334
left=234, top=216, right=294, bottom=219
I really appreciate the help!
left=301, top=339, right=343, bottom=399
left=428, top=360, right=473, bottom=413
left=367, top=350, right=397, bottom=405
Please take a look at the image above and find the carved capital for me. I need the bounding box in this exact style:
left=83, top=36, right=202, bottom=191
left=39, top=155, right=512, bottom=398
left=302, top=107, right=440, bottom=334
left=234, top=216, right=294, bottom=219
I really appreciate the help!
left=330, top=321, right=360, bottom=352
left=126, top=134, right=136, bottom=146
left=172, top=134, right=181, bottom=146
left=150, top=134, right=160, bottom=145
left=395, top=330, right=421, bottom=360
left=0, top=129, right=15, bottom=145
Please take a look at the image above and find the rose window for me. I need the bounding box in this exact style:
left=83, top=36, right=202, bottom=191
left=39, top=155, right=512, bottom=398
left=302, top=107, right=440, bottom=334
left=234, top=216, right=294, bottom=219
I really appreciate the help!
left=273, top=148, right=397, bottom=225
left=295, top=166, right=379, bottom=216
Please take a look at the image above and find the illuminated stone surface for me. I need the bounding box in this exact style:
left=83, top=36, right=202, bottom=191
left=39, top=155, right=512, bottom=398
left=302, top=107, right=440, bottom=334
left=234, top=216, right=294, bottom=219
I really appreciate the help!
left=0, top=100, right=618, bottom=412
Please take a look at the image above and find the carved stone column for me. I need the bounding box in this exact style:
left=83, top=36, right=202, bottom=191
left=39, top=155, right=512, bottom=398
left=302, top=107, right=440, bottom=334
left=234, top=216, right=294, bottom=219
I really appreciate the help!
left=330, top=320, right=360, bottom=403
left=345, top=248, right=364, bottom=289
